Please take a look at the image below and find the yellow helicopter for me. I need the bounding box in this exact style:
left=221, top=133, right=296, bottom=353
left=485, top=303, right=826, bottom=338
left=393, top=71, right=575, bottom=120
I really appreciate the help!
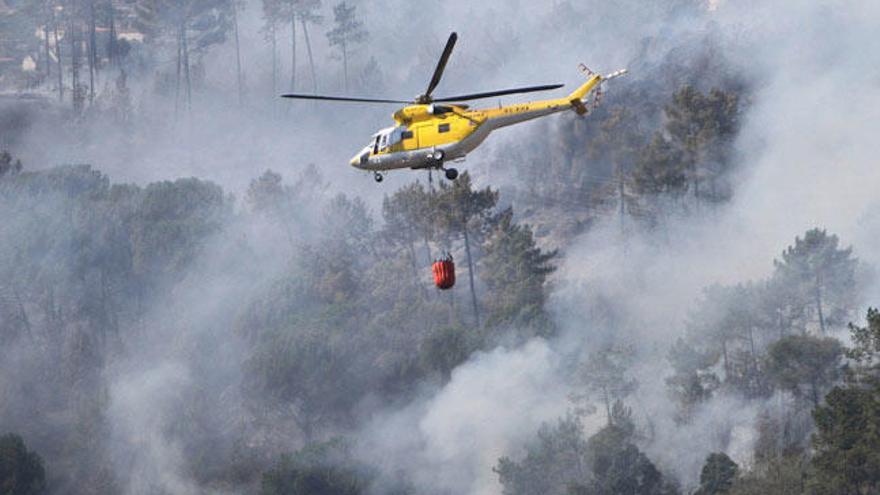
left=283, top=33, right=626, bottom=182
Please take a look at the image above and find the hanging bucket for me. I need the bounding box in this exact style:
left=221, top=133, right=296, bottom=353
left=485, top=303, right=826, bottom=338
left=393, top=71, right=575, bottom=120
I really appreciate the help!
left=432, top=254, right=455, bottom=290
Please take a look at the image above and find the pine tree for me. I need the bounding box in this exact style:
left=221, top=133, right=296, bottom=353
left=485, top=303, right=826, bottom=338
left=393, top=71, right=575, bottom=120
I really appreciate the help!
left=773, top=228, right=857, bottom=334
left=574, top=345, right=638, bottom=424
left=435, top=172, right=498, bottom=327
left=695, top=453, right=738, bottom=495
left=664, top=85, right=739, bottom=205
left=765, top=335, right=843, bottom=409
left=480, top=208, right=556, bottom=334
left=808, top=308, right=880, bottom=493
left=0, top=433, right=46, bottom=494
left=326, top=1, right=367, bottom=92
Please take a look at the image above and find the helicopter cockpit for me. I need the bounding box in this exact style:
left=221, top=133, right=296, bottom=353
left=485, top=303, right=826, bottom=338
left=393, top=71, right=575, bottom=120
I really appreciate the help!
left=351, top=126, right=409, bottom=168
left=373, top=126, right=408, bottom=154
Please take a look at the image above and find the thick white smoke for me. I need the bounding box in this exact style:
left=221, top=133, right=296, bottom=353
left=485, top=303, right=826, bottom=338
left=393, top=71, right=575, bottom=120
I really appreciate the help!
left=358, top=339, right=571, bottom=495
left=351, top=1, right=880, bottom=492
left=6, top=1, right=880, bottom=493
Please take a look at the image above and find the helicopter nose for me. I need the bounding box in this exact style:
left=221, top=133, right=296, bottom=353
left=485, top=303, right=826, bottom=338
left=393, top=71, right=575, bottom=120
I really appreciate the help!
left=351, top=149, right=371, bottom=169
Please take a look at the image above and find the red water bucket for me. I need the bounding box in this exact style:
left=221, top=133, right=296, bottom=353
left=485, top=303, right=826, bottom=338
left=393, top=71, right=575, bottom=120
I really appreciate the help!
left=432, top=255, right=455, bottom=290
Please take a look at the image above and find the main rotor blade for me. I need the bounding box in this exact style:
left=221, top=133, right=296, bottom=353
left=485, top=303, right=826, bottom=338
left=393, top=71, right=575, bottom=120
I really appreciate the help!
left=425, top=32, right=458, bottom=98
left=433, top=84, right=565, bottom=102
left=281, top=93, right=410, bottom=104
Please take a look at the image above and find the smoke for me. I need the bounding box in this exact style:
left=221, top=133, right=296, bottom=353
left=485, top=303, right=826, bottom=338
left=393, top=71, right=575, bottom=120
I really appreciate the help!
left=358, top=339, right=571, bottom=495
left=346, top=1, right=880, bottom=492
left=4, top=0, right=880, bottom=494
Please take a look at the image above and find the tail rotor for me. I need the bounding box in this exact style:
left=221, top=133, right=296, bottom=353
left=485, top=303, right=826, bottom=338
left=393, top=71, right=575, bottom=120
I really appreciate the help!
left=574, top=64, right=628, bottom=115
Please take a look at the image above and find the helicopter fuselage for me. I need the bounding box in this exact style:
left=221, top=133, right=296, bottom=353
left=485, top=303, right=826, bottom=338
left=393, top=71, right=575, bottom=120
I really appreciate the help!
left=350, top=73, right=604, bottom=172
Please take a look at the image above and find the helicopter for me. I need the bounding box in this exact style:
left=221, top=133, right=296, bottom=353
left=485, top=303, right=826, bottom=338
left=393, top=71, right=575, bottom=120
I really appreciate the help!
left=282, top=32, right=626, bottom=183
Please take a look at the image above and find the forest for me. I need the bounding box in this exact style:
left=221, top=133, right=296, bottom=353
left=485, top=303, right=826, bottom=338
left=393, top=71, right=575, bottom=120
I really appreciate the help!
left=2, top=1, right=880, bottom=494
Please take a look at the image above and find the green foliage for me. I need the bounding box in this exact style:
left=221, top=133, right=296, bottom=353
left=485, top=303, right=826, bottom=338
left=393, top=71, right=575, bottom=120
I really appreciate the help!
left=589, top=443, right=672, bottom=495
left=669, top=228, right=860, bottom=421
left=494, top=415, right=591, bottom=495
left=810, top=385, right=880, bottom=494
left=735, top=307, right=880, bottom=495
left=435, top=172, right=500, bottom=325
left=727, top=455, right=806, bottom=495
left=244, top=329, right=364, bottom=440
left=695, top=453, right=738, bottom=495
left=434, top=172, right=499, bottom=237
left=751, top=408, right=813, bottom=465
left=498, top=405, right=678, bottom=495
left=765, top=335, right=843, bottom=408
left=132, top=177, right=230, bottom=281
left=807, top=307, right=880, bottom=494
left=0, top=151, right=23, bottom=179
left=418, top=325, right=472, bottom=381
left=773, top=228, right=858, bottom=333
left=325, top=1, right=366, bottom=89
left=0, top=433, right=46, bottom=495
left=135, top=0, right=233, bottom=46
left=575, top=347, right=638, bottom=423
left=664, top=85, right=740, bottom=203
left=633, top=133, right=687, bottom=197
left=480, top=208, right=557, bottom=335
left=0, top=165, right=231, bottom=491
left=325, top=1, right=367, bottom=50
left=382, top=182, right=430, bottom=249
left=583, top=403, right=677, bottom=495
left=665, top=338, right=719, bottom=421
left=261, top=439, right=371, bottom=495
left=247, top=169, right=288, bottom=213
left=846, top=307, right=880, bottom=384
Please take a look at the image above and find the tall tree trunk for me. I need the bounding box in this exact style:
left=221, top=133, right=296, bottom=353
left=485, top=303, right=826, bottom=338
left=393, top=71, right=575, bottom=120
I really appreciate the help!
left=407, top=240, right=426, bottom=300
left=341, top=39, right=348, bottom=92
left=747, top=323, right=759, bottom=395
left=232, top=0, right=243, bottom=106
left=301, top=18, right=317, bottom=93
left=175, top=25, right=182, bottom=117
left=270, top=21, right=277, bottom=99
left=721, top=339, right=730, bottom=377
left=603, top=386, right=612, bottom=425
left=617, top=167, right=625, bottom=237
left=43, top=17, right=52, bottom=78
left=289, top=15, right=296, bottom=92
left=88, top=0, right=96, bottom=103
left=53, top=18, right=63, bottom=101
left=462, top=227, right=480, bottom=327
left=422, top=236, right=432, bottom=269
left=12, top=286, right=33, bottom=343
left=107, top=0, right=117, bottom=66
left=815, top=277, right=826, bottom=333
left=182, top=24, right=191, bottom=111
left=70, top=16, right=81, bottom=113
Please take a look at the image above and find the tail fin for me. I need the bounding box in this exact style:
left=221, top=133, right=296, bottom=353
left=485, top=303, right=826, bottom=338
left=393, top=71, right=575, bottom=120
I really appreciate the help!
left=567, top=65, right=627, bottom=114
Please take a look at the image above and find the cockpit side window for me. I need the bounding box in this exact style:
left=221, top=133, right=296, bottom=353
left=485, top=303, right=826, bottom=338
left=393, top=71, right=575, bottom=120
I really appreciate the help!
left=383, top=127, right=407, bottom=149
left=374, top=127, right=408, bottom=153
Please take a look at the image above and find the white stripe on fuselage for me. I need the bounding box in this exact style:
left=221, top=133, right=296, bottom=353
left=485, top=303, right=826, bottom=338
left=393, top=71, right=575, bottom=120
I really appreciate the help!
left=359, top=104, right=570, bottom=171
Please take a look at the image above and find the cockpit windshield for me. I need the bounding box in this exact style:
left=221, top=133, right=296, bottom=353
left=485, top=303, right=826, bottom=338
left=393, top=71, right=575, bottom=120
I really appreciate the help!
left=370, top=126, right=408, bottom=154
left=367, top=126, right=410, bottom=156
